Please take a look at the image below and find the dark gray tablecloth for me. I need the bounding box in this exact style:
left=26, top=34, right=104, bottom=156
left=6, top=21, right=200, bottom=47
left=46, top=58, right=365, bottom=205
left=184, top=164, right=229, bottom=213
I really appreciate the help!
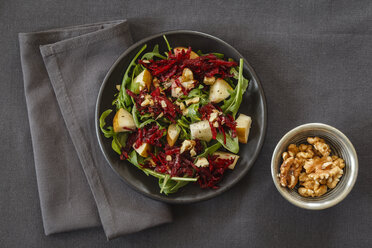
left=1, top=0, right=371, bottom=247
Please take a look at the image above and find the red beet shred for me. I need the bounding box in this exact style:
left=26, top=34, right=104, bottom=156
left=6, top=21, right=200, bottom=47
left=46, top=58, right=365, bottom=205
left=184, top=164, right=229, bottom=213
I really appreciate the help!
left=127, top=88, right=181, bottom=123
left=139, top=48, right=237, bottom=83
left=144, top=141, right=203, bottom=178
left=195, top=155, right=235, bottom=189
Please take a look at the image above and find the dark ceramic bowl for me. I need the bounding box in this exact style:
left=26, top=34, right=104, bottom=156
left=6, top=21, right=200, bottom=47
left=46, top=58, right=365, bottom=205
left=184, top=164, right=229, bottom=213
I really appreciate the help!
left=96, top=30, right=267, bottom=203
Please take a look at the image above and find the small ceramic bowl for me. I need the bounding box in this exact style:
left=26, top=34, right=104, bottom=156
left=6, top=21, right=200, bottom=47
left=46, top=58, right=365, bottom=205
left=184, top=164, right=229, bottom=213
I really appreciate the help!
left=271, top=123, right=358, bottom=210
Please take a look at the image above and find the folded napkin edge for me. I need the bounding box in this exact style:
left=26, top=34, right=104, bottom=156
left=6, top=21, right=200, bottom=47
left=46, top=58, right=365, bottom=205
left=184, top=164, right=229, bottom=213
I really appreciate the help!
left=43, top=21, right=130, bottom=57
left=19, top=19, right=127, bottom=38
left=19, top=19, right=130, bottom=50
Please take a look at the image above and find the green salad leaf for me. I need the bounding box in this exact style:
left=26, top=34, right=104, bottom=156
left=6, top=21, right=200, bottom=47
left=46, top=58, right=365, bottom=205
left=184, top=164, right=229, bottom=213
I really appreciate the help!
left=99, top=109, right=115, bottom=138
left=114, top=44, right=147, bottom=111
left=99, top=109, right=128, bottom=155
left=131, top=104, right=159, bottom=129
left=111, top=137, right=121, bottom=155
left=186, top=85, right=209, bottom=106
left=116, top=133, right=128, bottom=147
left=111, top=133, right=128, bottom=155
left=139, top=119, right=157, bottom=128
left=178, top=125, right=190, bottom=140
left=197, top=142, right=222, bottom=158
left=221, top=58, right=249, bottom=117
left=127, top=150, right=146, bottom=171
left=177, top=117, right=191, bottom=140
left=216, top=132, right=239, bottom=154
left=129, top=64, right=143, bottom=94
left=141, top=44, right=166, bottom=61
left=163, top=35, right=172, bottom=52
left=132, top=105, right=140, bottom=128
left=196, top=50, right=224, bottom=59
left=140, top=113, right=152, bottom=120
left=133, top=105, right=164, bottom=129
left=159, top=177, right=190, bottom=195
left=160, top=174, right=170, bottom=194
left=158, top=174, right=198, bottom=195
left=185, top=103, right=201, bottom=122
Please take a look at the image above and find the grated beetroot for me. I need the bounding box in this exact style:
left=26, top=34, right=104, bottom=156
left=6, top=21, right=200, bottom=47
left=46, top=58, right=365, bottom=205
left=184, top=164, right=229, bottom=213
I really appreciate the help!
left=123, top=119, right=234, bottom=189
left=195, top=155, right=235, bottom=189
left=224, top=114, right=237, bottom=138
left=218, top=125, right=227, bottom=144
left=133, top=123, right=165, bottom=149
left=208, top=121, right=217, bottom=140
left=127, top=88, right=181, bottom=122
left=120, top=132, right=137, bottom=160
left=174, top=77, right=188, bottom=95
left=144, top=140, right=203, bottom=178
left=139, top=49, right=237, bottom=84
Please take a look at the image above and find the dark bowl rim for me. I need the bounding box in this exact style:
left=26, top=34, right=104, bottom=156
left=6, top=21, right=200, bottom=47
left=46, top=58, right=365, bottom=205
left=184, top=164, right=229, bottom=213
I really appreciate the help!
left=95, top=29, right=267, bottom=204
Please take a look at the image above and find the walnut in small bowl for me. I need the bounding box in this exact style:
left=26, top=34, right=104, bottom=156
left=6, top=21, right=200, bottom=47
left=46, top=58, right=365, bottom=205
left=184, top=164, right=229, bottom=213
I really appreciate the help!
left=279, top=137, right=345, bottom=197
left=271, top=123, right=358, bottom=210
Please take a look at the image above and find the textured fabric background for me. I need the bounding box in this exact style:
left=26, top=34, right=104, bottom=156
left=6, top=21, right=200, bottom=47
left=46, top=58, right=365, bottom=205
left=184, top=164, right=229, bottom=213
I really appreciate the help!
left=1, top=0, right=371, bottom=247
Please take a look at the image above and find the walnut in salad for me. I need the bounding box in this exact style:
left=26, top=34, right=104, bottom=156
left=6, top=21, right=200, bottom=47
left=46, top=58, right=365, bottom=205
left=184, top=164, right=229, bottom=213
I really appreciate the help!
left=100, top=36, right=252, bottom=194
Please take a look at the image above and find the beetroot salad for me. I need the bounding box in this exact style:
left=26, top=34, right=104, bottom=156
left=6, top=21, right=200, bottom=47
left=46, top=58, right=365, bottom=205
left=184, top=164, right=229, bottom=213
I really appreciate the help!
left=99, top=36, right=252, bottom=194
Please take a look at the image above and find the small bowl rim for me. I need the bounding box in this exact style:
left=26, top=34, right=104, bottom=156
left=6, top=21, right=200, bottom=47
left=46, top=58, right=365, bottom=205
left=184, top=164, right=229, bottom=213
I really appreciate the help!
left=271, top=123, right=358, bottom=210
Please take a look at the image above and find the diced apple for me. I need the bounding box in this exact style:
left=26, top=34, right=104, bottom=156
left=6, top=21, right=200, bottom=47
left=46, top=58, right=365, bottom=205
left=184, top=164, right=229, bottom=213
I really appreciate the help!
left=173, top=47, right=199, bottom=59
left=133, top=143, right=151, bottom=157
left=213, top=152, right=240, bottom=169
left=236, top=114, right=252, bottom=144
left=190, top=120, right=213, bottom=142
left=167, top=124, right=181, bottom=147
left=113, top=108, right=136, bottom=132
left=133, top=69, right=152, bottom=92
left=209, top=78, right=233, bottom=103
left=195, top=157, right=209, bottom=168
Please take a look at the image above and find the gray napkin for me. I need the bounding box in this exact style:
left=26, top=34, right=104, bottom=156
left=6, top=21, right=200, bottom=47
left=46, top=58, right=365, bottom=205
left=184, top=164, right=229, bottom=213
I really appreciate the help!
left=19, top=20, right=172, bottom=239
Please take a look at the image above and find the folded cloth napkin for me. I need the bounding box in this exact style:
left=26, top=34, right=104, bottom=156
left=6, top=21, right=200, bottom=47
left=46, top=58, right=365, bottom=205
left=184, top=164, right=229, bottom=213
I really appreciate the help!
left=19, top=20, right=172, bottom=239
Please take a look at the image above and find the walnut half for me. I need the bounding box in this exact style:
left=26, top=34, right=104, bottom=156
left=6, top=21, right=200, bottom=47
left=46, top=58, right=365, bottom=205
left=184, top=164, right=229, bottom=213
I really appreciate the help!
left=279, top=157, right=303, bottom=189
left=307, top=137, right=331, bottom=157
